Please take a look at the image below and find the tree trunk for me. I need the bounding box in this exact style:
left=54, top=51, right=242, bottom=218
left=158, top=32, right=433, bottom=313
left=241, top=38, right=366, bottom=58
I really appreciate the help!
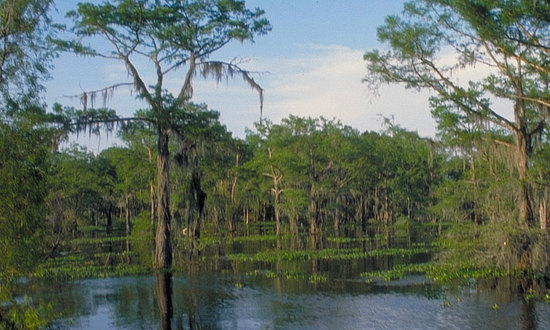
left=150, top=180, right=156, bottom=226
left=514, top=101, right=533, bottom=227
left=309, top=184, right=318, bottom=235
left=334, top=193, right=342, bottom=234
left=125, top=195, right=132, bottom=264
left=155, top=127, right=172, bottom=269
left=188, top=169, right=205, bottom=241
left=273, top=190, right=281, bottom=236
left=511, top=67, right=534, bottom=227
left=539, top=201, right=547, bottom=230
left=186, top=144, right=206, bottom=242
left=106, top=202, right=113, bottom=235
left=125, top=195, right=131, bottom=236
left=147, top=146, right=156, bottom=227
left=289, top=212, right=298, bottom=235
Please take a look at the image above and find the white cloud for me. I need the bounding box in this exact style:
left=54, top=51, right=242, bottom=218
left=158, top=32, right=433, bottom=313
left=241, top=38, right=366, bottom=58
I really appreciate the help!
left=219, top=44, right=438, bottom=137
left=176, top=44, right=439, bottom=138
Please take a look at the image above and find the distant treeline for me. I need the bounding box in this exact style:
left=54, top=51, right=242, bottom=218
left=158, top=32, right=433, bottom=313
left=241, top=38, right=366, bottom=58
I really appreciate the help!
left=43, top=109, right=550, bottom=238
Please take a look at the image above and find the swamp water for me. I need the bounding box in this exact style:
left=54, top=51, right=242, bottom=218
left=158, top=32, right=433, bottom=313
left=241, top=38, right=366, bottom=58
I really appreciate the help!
left=18, top=274, right=550, bottom=329
left=13, top=225, right=550, bottom=329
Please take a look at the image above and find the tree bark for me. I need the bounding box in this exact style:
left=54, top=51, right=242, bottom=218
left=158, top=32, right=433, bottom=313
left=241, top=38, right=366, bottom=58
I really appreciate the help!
left=309, top=184, right=319, bottom=235
left=155, top=127, right=172, bottom=269
left=514, top=99, right=533, bottom=227
left=106, top=201, right=113, bottom=235
left=188, top=168, right=206, bottom=241
left=125, top=195, right=131, bottom=236
left=146, top=146, right=156, bottom=227
left=539, top=201, right=547, bottom=230
left=125, top=195, right=132, bottom=264
left=274, top=197, right=281, bottom=235
left=185, top=143, right=206, bottom=251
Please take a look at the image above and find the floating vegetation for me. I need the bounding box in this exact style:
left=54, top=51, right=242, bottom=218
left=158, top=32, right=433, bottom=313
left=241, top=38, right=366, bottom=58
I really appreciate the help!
left=197, top=234, right=288, bottom=248
left=326, top=237, right=365, bottom=244
left=308, top=274, right=329, bottom=284
left=70, top=236, right=129, bottom=245
left=32, top=253, right=151, bottom=281
left=244, top=269, right=328, bottom=283
left=361, top=262, right=529, bottom=284
left=92, top=251, right=135, bottom=259
left=229, top=234, right=283, bottom=243
left=32, top=263, right=152, bottom=281
left=228, top=246, right=433, bottom=263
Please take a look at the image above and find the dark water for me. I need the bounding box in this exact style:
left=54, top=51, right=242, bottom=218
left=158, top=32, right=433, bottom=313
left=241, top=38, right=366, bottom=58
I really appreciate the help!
left=11, top=225, right=550, bottom=329
left=18, top=273, right=550, bottom=329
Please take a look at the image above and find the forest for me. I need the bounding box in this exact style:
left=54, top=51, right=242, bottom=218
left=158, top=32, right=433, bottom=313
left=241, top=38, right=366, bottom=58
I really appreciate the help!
left=1, top=0, right=550, bottom=328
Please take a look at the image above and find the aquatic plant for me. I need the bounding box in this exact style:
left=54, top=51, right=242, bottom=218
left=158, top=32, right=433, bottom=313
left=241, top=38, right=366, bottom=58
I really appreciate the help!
left=227, top=246, right=433, bottom=263
left=360, top=261, right=529, bottom=284
left=70, top=236, right=128, bottom=245
left=243, top=269, right=329, bottom=283
left=326, top=237, right=364, bottom=244
left=32, top=261, right=151, bottom=281
left=308, top=274, right=328, bottom=284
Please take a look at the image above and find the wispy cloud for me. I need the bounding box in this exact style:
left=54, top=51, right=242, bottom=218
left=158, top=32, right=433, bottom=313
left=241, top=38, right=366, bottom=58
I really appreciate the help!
left=192, top=44, right=437, bottom=137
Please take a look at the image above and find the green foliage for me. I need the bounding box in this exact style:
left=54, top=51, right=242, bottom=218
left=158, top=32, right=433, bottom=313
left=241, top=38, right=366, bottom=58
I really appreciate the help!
left=67, top=0, right=270, bottom=55
left=131, top=211, right=154, bottom=267
left=47, top=146, right=116, bottom=232
left=0, top=114, right=52, bottom=277
left=0, top=0, right=58, bottom=104
left=445, top=222, right=550, bottom=275
left=241, top=116, right=442, bottom=233
left=60, top=0, right=271, bottom=270
left=365, top=0, right=550, bottom=227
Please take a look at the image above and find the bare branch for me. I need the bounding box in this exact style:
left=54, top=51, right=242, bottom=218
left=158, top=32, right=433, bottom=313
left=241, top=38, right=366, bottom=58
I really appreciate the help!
left=419, top=58, right=517, bottom=132
left=60, top=82, right=134, bottom=110
left=178, top=51, right=196, bottom=101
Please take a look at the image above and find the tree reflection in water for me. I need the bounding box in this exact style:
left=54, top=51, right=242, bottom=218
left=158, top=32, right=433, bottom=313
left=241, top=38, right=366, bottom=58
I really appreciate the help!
left=155, top=272, right=173, bottom=330
left=155, top=271, right=204, bottom=330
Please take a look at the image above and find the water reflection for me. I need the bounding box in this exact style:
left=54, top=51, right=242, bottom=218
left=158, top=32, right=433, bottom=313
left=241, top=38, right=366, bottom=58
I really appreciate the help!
left=155, top=272, right=173, bottom=330
left=13, top=274, right=550, bottom=329
left=12, top=224, right=550, bottom=329
left=521, top=299, right=536, bottom=330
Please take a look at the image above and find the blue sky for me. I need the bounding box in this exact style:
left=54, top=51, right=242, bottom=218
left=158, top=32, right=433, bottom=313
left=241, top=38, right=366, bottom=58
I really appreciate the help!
left=46, top=0, right=437, bottom=148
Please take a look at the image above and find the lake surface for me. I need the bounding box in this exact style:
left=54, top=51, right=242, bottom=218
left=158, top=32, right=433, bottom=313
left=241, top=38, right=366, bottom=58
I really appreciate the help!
left=11, top=224, right=550, bottom=329
left=19, top=273, right=550, bottom=329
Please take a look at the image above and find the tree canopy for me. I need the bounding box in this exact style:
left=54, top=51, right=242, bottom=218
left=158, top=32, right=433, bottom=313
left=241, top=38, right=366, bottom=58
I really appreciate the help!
left=364, top=0, right=550, bottom=226
left=0, top=0, right=57, bottom=104
left=62, top=0, right=271, bottom=269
